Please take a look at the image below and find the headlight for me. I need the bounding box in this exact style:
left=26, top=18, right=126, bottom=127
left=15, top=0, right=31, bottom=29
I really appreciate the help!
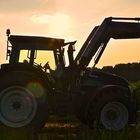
left=128, top=85, right=133, bottom=94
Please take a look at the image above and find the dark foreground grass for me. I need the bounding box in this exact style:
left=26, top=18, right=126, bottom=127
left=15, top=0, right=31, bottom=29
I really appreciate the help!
left=37, top=114, right=138, bottom=140
left=0, top=117, right=138, bottom=140
left=0, top=126, right=31, bottom=140
left=38, top=123, right=138, bottom=140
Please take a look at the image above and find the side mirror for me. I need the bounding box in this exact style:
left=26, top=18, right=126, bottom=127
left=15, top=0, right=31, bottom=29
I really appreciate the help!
left=7, top=50, right=11, bottom=56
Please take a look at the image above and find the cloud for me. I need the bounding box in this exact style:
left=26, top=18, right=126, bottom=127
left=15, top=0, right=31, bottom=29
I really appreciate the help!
left=30, top=13, right=74, bottom=38
left=31, top=13, right=70, bottom=24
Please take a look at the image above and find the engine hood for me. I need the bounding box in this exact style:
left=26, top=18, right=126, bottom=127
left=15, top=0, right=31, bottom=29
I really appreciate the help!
left=82, top=69, right=129, bottom=88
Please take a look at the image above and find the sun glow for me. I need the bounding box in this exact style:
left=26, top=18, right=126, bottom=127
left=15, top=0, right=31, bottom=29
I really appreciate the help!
left=31, top=13, right=72, bottom=37
left=30, top=13, right=74, bottom=67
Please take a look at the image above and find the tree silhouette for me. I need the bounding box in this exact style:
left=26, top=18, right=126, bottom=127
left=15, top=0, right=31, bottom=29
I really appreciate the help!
left=101, top=62, right=140, bottom=82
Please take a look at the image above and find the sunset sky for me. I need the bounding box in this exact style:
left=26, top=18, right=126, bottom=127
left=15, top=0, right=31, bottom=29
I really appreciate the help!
left=0, top=0, right=140, bottom=68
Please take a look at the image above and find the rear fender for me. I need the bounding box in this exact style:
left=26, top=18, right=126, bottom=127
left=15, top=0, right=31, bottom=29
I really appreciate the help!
left=0, top=64, right=53, bottom=92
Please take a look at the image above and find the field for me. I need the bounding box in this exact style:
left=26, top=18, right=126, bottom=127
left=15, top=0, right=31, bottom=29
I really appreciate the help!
left=0, top=82, right=140, bottom=140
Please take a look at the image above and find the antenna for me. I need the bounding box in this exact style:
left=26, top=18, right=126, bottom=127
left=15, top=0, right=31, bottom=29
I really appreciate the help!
left=6, top=29, right=11, bottom=60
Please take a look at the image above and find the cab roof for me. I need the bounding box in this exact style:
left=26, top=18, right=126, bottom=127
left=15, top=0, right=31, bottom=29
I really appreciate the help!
left=9, top=35, right=65, bottom=50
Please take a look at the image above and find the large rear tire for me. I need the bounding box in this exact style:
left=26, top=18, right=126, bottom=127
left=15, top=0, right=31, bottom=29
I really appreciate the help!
left=0, top=71, right=49, bottom=132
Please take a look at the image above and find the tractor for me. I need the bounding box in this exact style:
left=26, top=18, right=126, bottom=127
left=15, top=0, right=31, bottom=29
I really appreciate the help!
left=0, top=17, right=139, bottom=132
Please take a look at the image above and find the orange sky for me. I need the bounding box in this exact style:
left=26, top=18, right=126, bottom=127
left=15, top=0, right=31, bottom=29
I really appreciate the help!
left=0, top=0, right=140, bottom=68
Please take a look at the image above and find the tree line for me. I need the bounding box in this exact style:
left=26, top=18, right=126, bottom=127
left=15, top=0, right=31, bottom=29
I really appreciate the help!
left=100, top=62, right=140, bottom=82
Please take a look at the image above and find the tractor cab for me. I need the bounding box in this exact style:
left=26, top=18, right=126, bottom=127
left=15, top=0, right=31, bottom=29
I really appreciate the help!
left=6, top=30, right=76, bottom=75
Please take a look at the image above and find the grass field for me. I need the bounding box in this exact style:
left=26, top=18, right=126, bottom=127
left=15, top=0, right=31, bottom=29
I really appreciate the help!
left=0, top=82, right=140, bottom=140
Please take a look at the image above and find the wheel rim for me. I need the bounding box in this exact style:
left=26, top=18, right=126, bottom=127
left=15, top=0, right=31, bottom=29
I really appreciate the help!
left=100, top=102, right=128, bottom=130
left=0, top=86, right=37, bottom=128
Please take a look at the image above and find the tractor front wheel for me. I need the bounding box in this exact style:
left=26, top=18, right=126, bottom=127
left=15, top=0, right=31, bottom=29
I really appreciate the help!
left=86, top=90, right=133, bottom=131
left=100, top=101, right=128, bottom=130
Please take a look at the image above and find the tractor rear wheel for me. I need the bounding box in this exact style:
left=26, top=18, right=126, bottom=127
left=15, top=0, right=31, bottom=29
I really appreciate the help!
left=0, top=86, right=37, bottom=128
left=0, top=71, right=48, bottom=132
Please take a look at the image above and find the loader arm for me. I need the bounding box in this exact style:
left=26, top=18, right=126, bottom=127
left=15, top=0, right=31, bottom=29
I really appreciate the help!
left=75, top=17, right=140, bottom=68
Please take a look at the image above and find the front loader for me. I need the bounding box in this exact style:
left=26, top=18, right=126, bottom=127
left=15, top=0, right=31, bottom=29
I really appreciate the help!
left=0, top=17, right=139, bottom=132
